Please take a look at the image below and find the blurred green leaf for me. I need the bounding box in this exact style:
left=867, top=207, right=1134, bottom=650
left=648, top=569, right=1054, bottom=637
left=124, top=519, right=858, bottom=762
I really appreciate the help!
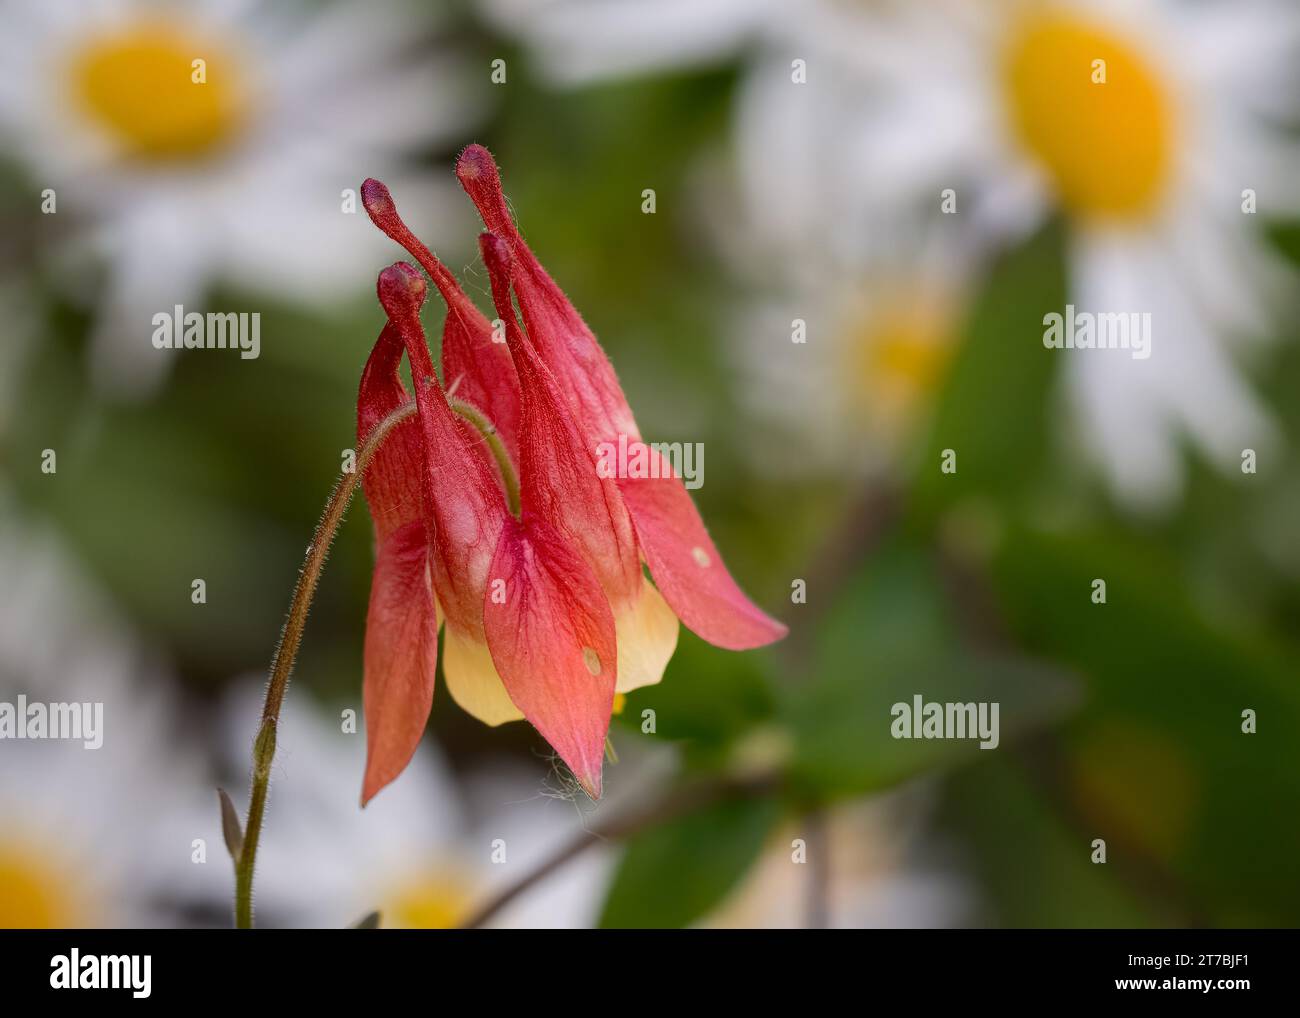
left=991, top=524, right=1300, bottom=923
left=943, top=757, right=1157, bottom=927
left=7, top=294, right=377, bottom=688
left=783, top=540, right=1077, bottom=799
left=1264, top=218, right=1300, bottom=269
left=786, top=653, right=1076, bottom=800
left=914, top=221, right=1066, bottom=513
left=599, top=795, right=781, bottom=928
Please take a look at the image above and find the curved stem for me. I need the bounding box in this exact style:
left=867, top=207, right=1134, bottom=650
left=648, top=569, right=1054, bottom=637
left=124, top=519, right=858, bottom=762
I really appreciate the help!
left=450, top=396, right=520, bottom=517
left=234, top=398, right=417, bottom=929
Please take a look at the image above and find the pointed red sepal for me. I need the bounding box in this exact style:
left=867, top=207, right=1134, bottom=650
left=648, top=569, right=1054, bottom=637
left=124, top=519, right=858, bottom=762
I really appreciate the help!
left=376, top=262, right=509, bottom=637
left=483, top=515, right=617, bottom=799
left=456, top=146, right=639, bottom=445
left=362, top=178, right=521, bottom=467
left=361, top=520, right=438, bottom=806
left=357, top=322, right=424, bottom=545
left=358, top=318, right=439, bottom=803
left=618, top=458, right=788, bottom=651
left=479, top=232, right=641, bottom=609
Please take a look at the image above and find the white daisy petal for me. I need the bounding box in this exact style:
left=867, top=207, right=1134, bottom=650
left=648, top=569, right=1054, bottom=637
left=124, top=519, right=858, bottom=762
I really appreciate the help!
left=482, top=0, right=773, bottom=83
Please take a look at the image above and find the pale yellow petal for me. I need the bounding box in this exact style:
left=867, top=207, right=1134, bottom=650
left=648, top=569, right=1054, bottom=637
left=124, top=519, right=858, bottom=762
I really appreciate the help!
left=615, top=580, right=679, bottom=693
left=442, top=625, right=523, bottom=726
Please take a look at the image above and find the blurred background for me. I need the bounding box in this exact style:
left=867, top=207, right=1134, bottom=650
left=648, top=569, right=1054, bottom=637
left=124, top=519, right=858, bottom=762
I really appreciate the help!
left=2, top=0, right=1299, bottom=928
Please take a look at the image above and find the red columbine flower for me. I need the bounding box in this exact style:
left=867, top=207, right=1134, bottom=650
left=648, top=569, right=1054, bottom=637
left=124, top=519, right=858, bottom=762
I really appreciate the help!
left=455, top=145, right=787, bottom=651
left=374, top=260, right=619, bottom=803
left=354, top=149, right=787, bottom=805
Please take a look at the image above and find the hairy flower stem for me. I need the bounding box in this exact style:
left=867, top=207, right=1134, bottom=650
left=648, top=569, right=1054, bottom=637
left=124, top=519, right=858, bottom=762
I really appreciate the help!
left=234, top=398, right=417, bottom=929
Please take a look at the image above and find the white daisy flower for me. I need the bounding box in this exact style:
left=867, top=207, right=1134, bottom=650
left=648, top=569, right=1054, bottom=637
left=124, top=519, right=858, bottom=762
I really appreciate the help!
left=0, top=497, right=208, bottom=927
left=832, top=0, right=1299, bottom=508
left=722, top=218, right=970, bottom=478
left=489, top=0, right=1300, bottom=507
left=0, top=0, right=484, bottom=395
left=205, top=683, right=614, bottom=928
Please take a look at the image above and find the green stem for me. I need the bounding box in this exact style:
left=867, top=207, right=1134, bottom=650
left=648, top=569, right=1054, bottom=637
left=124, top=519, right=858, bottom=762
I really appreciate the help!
left=450, top=396, right=520, bottom=517
left=233, top=398, right=417, bottom=929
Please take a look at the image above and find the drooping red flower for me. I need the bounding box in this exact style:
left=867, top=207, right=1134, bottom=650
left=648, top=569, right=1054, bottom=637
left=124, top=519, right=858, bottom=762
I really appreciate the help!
left=455, top=145, right=788, bottom=651
left=376, top=261, right=618, bottom=801
left=354, top=148, right=786, bottom=805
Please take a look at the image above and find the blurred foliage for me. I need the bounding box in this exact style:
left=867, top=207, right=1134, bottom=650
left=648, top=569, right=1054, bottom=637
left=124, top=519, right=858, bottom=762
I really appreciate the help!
left=780, top=541, right=1076, bottom=801
left=987, top=524, right=1300, bottom=924
left=599, top=796, right=780, bottom=929
left=913, top=220, right=1067, bottom=514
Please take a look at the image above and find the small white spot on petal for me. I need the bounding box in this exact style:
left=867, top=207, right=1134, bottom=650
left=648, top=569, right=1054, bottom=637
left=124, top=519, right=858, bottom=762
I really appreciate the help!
left=691, top=546, right=711, bottom=568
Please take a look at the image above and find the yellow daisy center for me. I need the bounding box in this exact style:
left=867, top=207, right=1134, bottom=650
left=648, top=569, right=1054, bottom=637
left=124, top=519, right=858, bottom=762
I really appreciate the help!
left=384, top=873, right=474, bottom=929
left=1002, top=12, right=1173, bottom=220
left=846, top=294, right=955, bottom=429
left=0, top=842, right=88, bottom=928
left=68, top=23, right=246, bottom=161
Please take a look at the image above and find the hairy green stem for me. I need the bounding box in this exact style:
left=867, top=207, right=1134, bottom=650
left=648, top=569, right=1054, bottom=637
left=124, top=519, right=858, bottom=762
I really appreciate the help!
left=233, top=398, right=417, bottom=929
